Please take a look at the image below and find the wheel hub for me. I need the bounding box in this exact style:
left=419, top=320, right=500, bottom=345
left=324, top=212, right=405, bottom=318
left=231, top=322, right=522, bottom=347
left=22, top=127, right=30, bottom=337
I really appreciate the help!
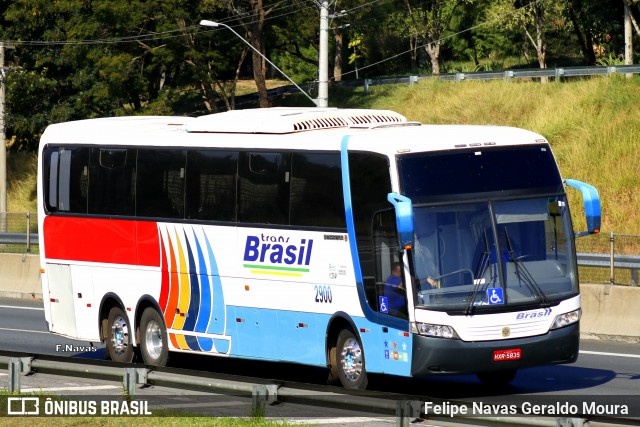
left=340, top=337, right=363, bottom=382
left=111, top=315, right=129, bottom=355
left=144, top=320, right=163, bottom=360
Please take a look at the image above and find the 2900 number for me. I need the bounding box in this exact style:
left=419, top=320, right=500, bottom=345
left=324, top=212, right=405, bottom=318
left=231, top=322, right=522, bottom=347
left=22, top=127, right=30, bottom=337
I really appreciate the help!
left=314, top=285, right=333, bottom=303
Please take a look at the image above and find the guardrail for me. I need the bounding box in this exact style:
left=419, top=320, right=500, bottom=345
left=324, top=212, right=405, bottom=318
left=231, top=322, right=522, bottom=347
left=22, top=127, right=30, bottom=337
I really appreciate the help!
left=577, top=253, right=640, bottom=286
left=232, top=64, right=640, bottom=104
left=0, top=352, right=636, bottom=426
left=360, top=64, right=640, bottom=91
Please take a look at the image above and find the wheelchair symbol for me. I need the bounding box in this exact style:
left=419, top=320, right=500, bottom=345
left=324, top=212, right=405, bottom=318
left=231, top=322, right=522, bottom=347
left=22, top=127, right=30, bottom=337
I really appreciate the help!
left=379, top=296, right=389, bottom=313
left=487, top=288, right=504, bottom=305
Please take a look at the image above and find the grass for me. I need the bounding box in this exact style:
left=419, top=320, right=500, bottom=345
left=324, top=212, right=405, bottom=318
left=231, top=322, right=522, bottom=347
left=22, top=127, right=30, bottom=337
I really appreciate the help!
left=0, top=390, right=289, bottom=426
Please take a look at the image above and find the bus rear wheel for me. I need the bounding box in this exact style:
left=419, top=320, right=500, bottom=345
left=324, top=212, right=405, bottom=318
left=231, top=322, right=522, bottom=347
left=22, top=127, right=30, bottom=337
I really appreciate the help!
left=106, top=306, right=134, bottom=363
left=336, top=328, right=368, bottom=389
left=139, top=307, right=168, bottom=367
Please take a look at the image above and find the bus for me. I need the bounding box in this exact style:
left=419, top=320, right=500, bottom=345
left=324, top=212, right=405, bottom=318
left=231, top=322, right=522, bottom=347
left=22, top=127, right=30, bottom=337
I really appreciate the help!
left=37, top=107, right=600, bottom=389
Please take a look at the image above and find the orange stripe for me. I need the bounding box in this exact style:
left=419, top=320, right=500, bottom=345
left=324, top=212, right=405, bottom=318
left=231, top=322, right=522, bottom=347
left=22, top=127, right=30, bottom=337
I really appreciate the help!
left=173, top=231, right=189, bottom=330
left=169, top=333, right=180, bottom=349
left=165, top=232, right=179, bottom=328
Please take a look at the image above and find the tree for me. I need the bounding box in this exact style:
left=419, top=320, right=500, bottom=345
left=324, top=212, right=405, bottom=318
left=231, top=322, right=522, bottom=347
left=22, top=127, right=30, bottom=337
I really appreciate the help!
left=488, top=0, right=566, bottom=81
left=397, top=0, right=473, bottom=74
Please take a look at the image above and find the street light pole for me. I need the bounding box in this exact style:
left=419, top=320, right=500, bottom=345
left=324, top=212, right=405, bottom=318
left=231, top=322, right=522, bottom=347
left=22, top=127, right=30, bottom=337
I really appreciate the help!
left=0, top=43, right=7, bottom=231
left=199, top=20, right=317, bottom=106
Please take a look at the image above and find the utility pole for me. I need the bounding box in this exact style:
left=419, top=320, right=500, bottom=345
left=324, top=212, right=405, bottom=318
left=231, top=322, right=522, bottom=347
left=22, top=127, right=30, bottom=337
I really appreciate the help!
left=0, top=43, right=7, bottom=232
left=624, top=0, right=633, bottom=78
left=317, top=0, right=330, bottom=108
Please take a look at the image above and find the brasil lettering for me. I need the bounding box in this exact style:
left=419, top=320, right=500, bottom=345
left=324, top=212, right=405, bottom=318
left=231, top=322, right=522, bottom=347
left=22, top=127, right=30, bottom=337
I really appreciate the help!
left=516, top=308, right=552, bottom=320
left=243, top=234, right=313, bottom=277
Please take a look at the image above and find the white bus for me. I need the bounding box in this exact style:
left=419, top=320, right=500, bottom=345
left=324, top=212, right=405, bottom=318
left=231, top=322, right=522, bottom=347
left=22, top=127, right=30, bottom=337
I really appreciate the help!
left=38, top=107, right=600, bottom=389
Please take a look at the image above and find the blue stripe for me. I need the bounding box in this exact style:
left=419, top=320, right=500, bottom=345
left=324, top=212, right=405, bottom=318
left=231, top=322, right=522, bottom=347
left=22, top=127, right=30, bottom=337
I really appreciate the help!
left=193, top=229, right=212, bottom=334
left=185, top=334, right=202, bottom=351
left=196, top=337, right=214, bottom=352
left=183, top=230, right=200, bottom=332
left=204, top=231, right=226, bottom=335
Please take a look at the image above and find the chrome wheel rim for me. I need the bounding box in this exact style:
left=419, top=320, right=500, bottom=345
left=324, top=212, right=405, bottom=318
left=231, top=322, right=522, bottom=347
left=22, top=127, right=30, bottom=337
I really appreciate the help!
left=110, top=315, right=129, bottom=356
left=144, top=319, right=163, bottom=361
left=340, top=337, right=363, bottom=382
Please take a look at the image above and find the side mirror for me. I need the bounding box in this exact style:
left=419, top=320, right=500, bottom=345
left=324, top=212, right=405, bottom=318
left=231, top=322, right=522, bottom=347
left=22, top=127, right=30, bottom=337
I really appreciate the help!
left=387, top=192, right=415, bottom=249
left=564, top=179, right=601, bottom=237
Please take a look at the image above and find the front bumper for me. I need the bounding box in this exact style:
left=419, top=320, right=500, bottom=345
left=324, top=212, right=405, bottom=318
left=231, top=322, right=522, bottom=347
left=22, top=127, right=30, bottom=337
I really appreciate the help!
left=411, top=322, right=579, bottom=376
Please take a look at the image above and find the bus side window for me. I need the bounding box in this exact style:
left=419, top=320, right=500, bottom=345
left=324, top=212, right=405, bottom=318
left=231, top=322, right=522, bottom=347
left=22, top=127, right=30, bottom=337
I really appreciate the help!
left=44, top=146, right=89, bottom=214
left=137, top=149, right=186, bottom=219
left=88, top=148, right=136, bottom=216
left=348, top=152, right=395, bottom=315
left=373, top=210, right=407, bottom=318
left=238, top=152, right=290, bottom=225
left=290, top=152, right=346, bottom=228
left=185, top=150, right=238, bottom=222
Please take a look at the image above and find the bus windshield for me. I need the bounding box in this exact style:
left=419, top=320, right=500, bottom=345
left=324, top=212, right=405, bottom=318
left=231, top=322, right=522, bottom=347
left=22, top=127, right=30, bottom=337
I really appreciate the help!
left=398, top=145, right=577, bottom=313
left=410, top=198, right=577, bottom=312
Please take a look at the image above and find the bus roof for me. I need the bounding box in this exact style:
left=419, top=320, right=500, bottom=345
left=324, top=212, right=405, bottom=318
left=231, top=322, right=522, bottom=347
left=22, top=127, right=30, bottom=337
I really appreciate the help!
left=39, top=108, right=548, bottom=155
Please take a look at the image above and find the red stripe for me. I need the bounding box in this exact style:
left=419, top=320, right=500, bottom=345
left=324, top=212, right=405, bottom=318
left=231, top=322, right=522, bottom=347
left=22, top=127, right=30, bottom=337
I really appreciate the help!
left=159, top=234, right=170, bottom=312
left=43, top=216, right=160, bottom=267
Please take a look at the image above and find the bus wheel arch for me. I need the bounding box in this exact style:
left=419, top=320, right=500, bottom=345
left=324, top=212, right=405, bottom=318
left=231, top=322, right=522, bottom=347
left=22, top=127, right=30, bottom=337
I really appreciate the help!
left=135, top=298, right=169, bottom=367
left=325, top=313, right=368, bottom=389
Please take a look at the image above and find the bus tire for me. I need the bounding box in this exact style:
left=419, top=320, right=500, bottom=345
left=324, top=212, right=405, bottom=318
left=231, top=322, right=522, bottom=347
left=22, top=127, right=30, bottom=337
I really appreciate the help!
left=336, top=328, right=368, bottom=389
left=106, top=306, right=134, bottom=363
left=477, top=369, right=517, bottom=387
left=139, top=307, right=168, bottom=367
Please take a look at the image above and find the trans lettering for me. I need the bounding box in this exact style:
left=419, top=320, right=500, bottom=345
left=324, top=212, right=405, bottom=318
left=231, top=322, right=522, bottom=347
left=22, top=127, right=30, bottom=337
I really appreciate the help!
left=243, top=234, right=313, bottom=265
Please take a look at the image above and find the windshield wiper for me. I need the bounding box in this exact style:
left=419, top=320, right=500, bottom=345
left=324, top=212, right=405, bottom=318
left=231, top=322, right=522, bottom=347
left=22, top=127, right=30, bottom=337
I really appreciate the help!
left=465, top=230, right=493, bottom=314
left=503, top=229, right=550, bottom=306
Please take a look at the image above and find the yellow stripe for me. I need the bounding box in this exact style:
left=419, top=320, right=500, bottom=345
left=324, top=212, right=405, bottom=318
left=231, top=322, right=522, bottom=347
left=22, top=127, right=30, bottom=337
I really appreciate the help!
left=176, top=334, right=190, bottom=350
left=249, top=269, right=303, bottom=277
left=174, top=231, right=189, bottom=330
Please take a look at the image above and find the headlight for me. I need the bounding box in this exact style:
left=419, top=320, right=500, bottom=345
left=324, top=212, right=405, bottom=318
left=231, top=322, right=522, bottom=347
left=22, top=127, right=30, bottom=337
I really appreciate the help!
left=550, top=309, right=581, bottom=330
left=411, top=322, right=460, bottom=339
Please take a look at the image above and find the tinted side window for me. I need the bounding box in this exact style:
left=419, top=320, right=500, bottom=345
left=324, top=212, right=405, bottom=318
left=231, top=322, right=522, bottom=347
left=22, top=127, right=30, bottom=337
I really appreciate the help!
left=43, top=146, right=89, bottom=214
left=349, top=152, right=392, bottom=278
left=88, top=148, right=136, bottom=216
left=137, top=149, right=186, bottom=219
left=238, top=152, right=290, bottom=224
left=186, top=150, right=238, bottom=222
left=290, top=152, right=346, bottom=228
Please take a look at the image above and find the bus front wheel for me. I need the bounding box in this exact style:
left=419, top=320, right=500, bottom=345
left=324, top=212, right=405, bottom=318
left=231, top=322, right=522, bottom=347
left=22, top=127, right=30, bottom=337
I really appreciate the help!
left=106, top=306, right=134, bottom=363
left=139, top=307, right=168, bottom=367
left=336, top=328, right=368, bottom=389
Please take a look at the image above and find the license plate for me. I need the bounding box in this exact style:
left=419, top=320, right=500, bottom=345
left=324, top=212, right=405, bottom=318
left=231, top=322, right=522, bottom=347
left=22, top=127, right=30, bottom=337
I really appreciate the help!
left=493, top=348, right=522, bottom=362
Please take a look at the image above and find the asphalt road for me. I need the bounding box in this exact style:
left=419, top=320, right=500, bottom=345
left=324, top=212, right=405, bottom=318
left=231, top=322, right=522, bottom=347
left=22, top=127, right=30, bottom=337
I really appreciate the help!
left=1, top=297, right=639, bottom=423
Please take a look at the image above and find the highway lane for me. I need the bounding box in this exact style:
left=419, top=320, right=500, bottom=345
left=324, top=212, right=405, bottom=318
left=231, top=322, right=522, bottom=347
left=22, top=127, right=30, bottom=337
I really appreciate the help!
left=1, top=297, right=639, bottom=406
